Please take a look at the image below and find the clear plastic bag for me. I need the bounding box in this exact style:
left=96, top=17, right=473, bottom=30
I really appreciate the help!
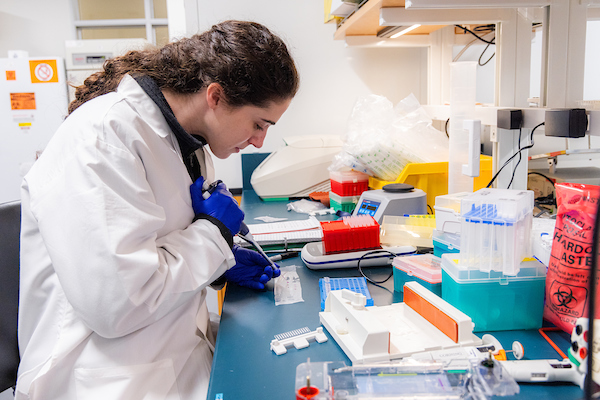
left=274, top=265, right=304, bottom=306
left=287, top=199, right=333, bottom=215
left=330, top=93, right=449, bottom=181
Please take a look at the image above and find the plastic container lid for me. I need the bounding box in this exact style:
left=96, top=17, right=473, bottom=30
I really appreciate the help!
left=461, top=189, right=534, bottom=224
left=392, top=254, right=442, bottom=283
left=434, top=192, right=470, bottom=213
left=329, top=170, right=369, bottom=183
left=329, top=192, right=362, bottom=204
left=432, top=229, right=461, bottom=250
left=440, top=253, right=546, bottom=283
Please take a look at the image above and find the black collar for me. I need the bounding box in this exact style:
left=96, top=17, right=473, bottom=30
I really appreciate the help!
left=131, top=73, right=206, bottom=160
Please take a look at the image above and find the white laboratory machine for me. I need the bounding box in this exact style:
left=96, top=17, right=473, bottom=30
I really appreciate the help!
left=65, top=38, right=149, bottom=102
left=352, top=183, right=427, bottom=223
left=251, top=135, right=343, bottom=199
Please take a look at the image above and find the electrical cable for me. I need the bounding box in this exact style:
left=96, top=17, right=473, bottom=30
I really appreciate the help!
left=486, top=122, right=545, bottom=188
left=455, top=25, right=496, bottom=45
left=444, top=118, right=450, bottom=138
left=453, top=31, right=495, bottom=62
left=528, top=171, right=555, bottom=186
left=478, top=42, right=495, bottom=66
left=472, top=24, right=496, bottom=33
left=357, top=249, right=397, bottom=294
left=528, top=172, right=557, bottom=211
left=427, top=204, right=434, bottom=214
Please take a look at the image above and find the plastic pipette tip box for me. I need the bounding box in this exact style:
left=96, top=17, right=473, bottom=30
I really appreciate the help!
left=319, top=276, right=374, bottom=311
left=459, top=188, right=534, bottom=275
left=329, top=170, right=369, bottom=197
left=392, top=254, right=442, bottom=296
left=320, top=215, right=380, bottom=255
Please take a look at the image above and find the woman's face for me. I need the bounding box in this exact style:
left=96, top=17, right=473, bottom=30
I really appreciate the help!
left=205, top=97, right=292, bottom=159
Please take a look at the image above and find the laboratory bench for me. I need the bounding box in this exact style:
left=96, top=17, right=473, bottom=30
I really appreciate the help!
left=206, top=191, right=583, bottom=400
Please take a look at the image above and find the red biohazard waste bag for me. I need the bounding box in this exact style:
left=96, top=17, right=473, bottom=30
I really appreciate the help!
left=543, top=182, right=600, bottom=333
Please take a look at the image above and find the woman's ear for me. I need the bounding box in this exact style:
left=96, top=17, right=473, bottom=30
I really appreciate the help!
left=206, top=83, right=224, bottom=110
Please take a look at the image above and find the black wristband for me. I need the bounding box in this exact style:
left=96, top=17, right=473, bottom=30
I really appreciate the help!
left=193, top=214, right=234, bottom=249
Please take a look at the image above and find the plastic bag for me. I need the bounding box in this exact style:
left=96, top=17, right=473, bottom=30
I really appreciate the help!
left=287, top=199, right=334, bottom=216
left=330, top=93, right=449, bottom=181
left=543, top=183, right=600, bottom=333
left=274, top=265, right=304, bottom=306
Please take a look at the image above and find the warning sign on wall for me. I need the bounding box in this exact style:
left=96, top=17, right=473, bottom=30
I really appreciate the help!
left=6, top=70, right=16, bottom=81
left=10, top=93, right=36, bottom=110
left=29, top=59, right=59, bottom=83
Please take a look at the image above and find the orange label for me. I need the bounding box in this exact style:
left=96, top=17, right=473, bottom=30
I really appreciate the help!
left=6, top=70, right=16, bottom=81
left=29, top=59, right=59, bottom=83
left=10, top=93, right=36, bottom=110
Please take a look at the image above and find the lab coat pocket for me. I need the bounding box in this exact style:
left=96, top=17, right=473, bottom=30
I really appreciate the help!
left=74, top=358, right=179, bottom=400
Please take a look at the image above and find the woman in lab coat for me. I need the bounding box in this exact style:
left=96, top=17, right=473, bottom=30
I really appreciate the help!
left=16, top=20, right=299, bottom=400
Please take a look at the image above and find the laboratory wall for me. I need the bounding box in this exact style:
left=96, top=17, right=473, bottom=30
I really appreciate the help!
left=191, top=0, right=428, bottom=189
left=0, top=0, right=74, bottom=59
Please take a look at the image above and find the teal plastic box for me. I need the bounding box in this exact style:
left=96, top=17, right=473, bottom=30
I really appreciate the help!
left=440, top=254, right=546, bottom=332
left=329, top=192, right=361, bottom=213
left=392, top=254, right=442, bottom=297
left=432, top=229, right=460, bottom=258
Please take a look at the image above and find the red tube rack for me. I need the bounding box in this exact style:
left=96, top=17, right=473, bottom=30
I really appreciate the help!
left=320, top=215, right=380, bottom=255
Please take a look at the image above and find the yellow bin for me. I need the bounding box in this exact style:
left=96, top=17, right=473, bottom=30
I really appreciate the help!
left=368, top=155, right=493, bottom=212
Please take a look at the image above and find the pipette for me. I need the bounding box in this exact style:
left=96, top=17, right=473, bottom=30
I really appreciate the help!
left=201, top=180, right=278, bottom=271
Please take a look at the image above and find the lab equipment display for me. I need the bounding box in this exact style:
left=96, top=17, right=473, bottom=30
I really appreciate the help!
left=352, top=183, right=427, bottom=224
left=319, top=283, right=481, bottom=364
left=250, top=135, right=343, bottom=199
left=0, top=53, right=69, bottom=203
left=459, top=188, right=534, bottom=276
left=270, top=326, right=327, bottom=356
left=392, top=254, right=442, bottom=297
left=440, top=254, right=546, bottom=332
left=319, top=277, right=373, bottom=311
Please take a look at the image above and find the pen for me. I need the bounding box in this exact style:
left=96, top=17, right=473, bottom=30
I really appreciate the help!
left=269, top=252, right=299, bottom=262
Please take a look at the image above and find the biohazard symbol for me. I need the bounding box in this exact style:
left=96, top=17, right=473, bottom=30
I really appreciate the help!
left=552, top=286, right=577, bottom=309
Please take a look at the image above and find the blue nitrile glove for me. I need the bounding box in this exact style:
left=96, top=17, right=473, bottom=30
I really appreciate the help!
left=190, top=176, right=244, bottom=237
left=225, top=245, right=281, bottom=290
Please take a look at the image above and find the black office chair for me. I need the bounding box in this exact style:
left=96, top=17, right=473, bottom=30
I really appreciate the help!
left=0, top=201, right=21, bottom=393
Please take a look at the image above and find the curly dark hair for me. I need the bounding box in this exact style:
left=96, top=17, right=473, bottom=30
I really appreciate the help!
left=68, top=20, right=299, bottom=114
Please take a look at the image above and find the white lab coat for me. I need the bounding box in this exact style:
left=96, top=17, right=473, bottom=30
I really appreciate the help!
left=16, top=75, right=236, bottom=400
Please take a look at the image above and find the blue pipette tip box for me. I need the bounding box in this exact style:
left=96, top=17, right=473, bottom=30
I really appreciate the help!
left=319, top=277, right=374, bottom=311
